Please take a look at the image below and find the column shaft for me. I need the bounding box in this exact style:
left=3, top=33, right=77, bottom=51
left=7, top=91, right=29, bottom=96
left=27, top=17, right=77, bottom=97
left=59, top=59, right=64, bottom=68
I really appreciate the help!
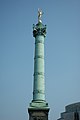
left=33, top=35, right=45, bottom=101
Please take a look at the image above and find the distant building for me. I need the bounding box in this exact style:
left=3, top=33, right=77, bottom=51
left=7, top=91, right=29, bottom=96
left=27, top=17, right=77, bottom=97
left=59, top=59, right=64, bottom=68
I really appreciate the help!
left=58, top=102, right=80, bottom=120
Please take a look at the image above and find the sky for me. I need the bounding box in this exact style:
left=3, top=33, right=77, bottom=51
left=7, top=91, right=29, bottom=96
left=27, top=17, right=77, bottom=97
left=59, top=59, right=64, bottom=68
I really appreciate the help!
left=0, top=0, right=80, bottom=120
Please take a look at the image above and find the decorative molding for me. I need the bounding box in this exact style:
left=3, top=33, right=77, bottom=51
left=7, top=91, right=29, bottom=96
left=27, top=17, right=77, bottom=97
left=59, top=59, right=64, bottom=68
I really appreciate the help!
left=33, top=90, right=45, bottom=95
left=34, top=55, right=44, bottom=59
left=33, top=23, right=46, bottom=37
left=33, top=72, right=44, bottom=76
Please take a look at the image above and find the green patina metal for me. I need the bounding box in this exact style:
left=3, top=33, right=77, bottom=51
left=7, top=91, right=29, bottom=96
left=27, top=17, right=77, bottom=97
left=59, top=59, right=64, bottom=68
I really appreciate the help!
left=33, top=22, right=46, bottom=37
left=32, top=22, right=46, bottom=102
left=29, top=10, right=49, bottom=110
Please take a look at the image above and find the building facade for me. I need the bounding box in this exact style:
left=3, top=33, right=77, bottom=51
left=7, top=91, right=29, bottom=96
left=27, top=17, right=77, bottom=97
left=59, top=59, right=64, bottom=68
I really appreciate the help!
left=58, top=102, right=80, bottom=120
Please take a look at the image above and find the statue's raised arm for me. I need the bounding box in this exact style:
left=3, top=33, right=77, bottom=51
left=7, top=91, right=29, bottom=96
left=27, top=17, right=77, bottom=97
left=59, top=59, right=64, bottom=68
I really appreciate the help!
left=38, top=9, right=43, bottom=23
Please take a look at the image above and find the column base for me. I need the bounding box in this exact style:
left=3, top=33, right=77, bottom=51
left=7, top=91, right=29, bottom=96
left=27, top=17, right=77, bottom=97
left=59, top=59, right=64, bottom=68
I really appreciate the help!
left=28, top=100, right=50, bottom=120
left=29, top=100, right=49, bottom=108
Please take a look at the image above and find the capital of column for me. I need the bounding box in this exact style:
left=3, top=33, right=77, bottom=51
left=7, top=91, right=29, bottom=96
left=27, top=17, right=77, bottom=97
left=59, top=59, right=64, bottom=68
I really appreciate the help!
left=33, top=22, right=47, bottom=37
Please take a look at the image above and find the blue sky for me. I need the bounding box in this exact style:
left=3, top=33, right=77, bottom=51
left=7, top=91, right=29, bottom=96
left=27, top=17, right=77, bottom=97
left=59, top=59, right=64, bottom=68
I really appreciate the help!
left=0, top=0, right=80, bottom=120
